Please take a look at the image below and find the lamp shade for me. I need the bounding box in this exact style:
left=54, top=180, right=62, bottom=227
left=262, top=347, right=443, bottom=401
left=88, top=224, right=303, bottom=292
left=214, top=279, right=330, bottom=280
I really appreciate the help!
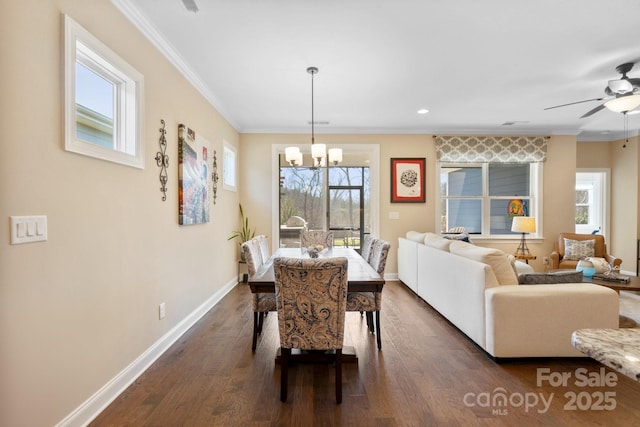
left=511, top=216, right=536, bottom=233
left=604, top=94, right=640, bottom=113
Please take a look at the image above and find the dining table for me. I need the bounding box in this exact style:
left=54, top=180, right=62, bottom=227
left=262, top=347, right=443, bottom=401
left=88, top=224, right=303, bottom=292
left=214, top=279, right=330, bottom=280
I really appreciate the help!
left=247, top=246, right=385, bottom=362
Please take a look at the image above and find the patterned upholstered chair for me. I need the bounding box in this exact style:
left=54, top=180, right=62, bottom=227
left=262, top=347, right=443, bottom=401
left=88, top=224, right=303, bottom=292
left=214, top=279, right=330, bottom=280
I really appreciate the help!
left=255, top=235, right=271, bottom=263
left=300, top=229, right=334, bottom=249
left=273, top=257, right=348, bottom=403
left=242, top=238, right=277, bottom=352
left=346, top=239, right=390, bottom=350
left=360, top=236, right=377, bottom=263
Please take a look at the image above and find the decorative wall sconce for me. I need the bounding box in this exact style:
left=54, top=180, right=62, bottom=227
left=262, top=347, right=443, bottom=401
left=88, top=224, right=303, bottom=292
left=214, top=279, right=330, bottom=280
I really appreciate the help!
left=212, top=150, right=219, bottom=204
left=155, top=119, right=169, bottom=201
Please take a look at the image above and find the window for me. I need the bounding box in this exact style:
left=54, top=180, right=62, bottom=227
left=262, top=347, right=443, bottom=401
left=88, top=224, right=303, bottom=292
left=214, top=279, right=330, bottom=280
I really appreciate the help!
left=575, top=170, right=608, bottom=236
left=64, top=15, right=144, bottom=168
left=272, top=144, right=380, bottom=251
left=222, top=141, right=237, bottom=191
left=439, top=162, right=541, bottom=237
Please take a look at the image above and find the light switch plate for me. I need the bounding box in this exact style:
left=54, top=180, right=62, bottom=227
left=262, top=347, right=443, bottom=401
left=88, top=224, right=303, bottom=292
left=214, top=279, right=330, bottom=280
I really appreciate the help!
left=10, top=216, right=47, bottom=245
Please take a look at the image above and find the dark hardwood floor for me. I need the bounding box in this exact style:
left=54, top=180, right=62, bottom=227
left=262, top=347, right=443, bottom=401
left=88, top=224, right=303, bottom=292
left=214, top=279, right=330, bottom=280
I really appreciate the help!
left=91, top=281, right=640, bottom=426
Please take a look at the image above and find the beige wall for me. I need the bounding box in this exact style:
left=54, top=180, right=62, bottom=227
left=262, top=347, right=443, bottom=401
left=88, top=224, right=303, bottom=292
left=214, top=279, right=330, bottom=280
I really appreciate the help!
left=3, top=2, right=637, bottom=426
left=610, top=137, right=639, bottom=273
left=0, top=1, right=240, bottom=426
left=239, top=133, right=433, bottom=274
left=240, top=134, right=581, bottom=274
left=577, top=138, right=638, bottom=274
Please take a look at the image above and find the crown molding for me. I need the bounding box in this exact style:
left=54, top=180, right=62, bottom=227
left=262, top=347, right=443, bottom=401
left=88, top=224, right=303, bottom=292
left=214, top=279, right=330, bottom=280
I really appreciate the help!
left=110, top=0, right=240, bottom=131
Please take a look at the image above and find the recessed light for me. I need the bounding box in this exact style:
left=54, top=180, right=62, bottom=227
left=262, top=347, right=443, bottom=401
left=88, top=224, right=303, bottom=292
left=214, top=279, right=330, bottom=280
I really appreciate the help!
left=417, top=109, right=429, bottom=114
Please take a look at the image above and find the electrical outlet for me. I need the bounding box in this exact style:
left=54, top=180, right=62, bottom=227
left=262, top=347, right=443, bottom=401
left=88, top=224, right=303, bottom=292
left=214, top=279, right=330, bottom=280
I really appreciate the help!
left=159, top=302, right=166, bottom=320
left=543, top=256, right=549, bottom=265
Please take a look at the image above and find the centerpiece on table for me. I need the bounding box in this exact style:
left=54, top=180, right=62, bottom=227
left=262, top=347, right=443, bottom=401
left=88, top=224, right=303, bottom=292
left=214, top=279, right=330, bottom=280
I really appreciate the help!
left=306, top=244, right=324, bottom=258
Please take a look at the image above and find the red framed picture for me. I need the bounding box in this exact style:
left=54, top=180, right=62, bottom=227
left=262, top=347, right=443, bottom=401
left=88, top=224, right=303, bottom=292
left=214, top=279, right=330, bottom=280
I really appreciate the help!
left=390, top=158, right=426, bottom=203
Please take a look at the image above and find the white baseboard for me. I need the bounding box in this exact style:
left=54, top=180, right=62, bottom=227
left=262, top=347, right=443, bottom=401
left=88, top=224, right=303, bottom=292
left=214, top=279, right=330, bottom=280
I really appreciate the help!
left=56, top=278, right=239, bottom=427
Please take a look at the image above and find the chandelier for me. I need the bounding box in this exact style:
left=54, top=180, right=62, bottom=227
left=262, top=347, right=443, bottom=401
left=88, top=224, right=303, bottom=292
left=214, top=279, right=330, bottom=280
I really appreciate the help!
left=285, top=67, right=342, bottom=168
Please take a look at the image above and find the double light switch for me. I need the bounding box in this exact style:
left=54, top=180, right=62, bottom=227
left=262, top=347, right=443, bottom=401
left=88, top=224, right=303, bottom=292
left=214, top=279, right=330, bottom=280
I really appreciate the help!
left=10, top=215, right=47, bottom=245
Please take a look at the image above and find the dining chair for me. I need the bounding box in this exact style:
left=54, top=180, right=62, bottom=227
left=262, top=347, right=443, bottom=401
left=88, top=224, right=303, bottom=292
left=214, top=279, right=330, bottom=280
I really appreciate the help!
left=255, top=235, right=271, bottom=264
left=300, top=229, right=334, bottom=249
left=242, top=238, right=277, bottom=352
left=273, top=257, right=348, bottom=403
left=360, top=236, right=377, bottom=263
left=346, top=239, right=390, bottom=350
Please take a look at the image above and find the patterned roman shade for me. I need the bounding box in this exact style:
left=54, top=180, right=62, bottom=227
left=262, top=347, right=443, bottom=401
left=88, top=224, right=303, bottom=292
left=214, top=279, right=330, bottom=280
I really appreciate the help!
left=434, top=135, right=548, bottom=163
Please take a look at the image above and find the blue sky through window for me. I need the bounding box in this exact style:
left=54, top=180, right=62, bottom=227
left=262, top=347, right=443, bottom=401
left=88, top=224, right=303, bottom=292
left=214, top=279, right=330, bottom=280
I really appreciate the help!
left=75, top=62, right=114, bottom=119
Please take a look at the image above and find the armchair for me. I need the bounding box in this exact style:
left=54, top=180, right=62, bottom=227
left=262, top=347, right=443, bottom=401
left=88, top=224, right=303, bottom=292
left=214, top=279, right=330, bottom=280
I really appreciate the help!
left=550, top=233, right=621, bottom=271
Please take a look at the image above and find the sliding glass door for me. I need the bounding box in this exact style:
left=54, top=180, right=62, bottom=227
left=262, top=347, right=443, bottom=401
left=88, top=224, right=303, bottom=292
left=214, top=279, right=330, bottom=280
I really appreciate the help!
left=279, top=165, right=370, bottom=250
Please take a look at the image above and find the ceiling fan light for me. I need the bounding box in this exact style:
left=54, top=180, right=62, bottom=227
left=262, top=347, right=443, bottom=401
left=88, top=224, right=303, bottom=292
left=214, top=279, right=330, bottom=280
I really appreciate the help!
left=608, top=79, right=633, bottom=94
left=605, top=94, right=640, bottom=113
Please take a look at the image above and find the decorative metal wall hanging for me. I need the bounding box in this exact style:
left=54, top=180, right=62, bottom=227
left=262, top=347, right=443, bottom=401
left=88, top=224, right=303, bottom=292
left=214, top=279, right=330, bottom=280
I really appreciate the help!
left=212, top=150, right=219, bottom=204
left=155, top=119, right=169, bottom=201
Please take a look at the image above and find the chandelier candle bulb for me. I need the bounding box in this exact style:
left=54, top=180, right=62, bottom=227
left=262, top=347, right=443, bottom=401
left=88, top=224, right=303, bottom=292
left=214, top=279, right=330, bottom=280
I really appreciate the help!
left=328, top=148, right=343, bottom=165
left=285, top=147, right=301, bottom=163
left=312, top=143, right=326, bottom=160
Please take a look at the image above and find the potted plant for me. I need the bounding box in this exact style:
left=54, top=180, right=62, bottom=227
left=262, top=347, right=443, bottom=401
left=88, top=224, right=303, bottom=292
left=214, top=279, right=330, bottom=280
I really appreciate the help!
left=228, top=203, right=255, bottom=261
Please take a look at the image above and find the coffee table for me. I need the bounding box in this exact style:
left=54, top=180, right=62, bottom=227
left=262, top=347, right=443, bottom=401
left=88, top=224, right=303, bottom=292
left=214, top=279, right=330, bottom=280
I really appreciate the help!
left=588, top=274, right=640, bottom=294
left=587, top=275, right=640, bottom=327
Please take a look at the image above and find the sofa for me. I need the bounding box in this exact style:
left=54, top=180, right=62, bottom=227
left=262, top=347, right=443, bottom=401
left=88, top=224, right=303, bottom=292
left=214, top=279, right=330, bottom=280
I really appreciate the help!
left=398, top=231, right=619, bottom=358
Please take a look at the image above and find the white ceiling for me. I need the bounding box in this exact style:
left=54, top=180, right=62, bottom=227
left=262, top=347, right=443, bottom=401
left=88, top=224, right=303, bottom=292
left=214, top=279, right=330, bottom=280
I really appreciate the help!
left=118, top=0, right=640, bottom=141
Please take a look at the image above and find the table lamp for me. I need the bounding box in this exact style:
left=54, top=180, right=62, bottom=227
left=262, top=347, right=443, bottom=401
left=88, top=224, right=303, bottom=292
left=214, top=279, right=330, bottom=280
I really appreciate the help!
left=511, top=216, right=536, bottom=257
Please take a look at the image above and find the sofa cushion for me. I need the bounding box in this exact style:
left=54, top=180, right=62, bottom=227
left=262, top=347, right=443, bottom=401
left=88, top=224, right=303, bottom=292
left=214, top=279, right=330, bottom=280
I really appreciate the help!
left=563, top=238, right=595, bottom=260
left=518, top=270, right=583, bottom=285
left=406, top=231, right=428, bottom=243
left=449, top=241, right=518, bottom=285
left=423, top=233, right=452, bottom=251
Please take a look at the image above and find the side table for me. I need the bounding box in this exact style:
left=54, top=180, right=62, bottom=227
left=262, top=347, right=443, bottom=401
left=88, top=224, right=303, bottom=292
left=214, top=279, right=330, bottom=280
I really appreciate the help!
left=237, top=260, right=248, bottom=283
left=514, top=254, right=536, bottom=264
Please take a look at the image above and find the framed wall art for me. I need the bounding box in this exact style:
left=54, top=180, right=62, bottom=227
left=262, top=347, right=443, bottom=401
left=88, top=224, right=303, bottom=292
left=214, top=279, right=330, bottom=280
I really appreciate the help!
left=178, top=124, right=211, bottom=225
left=390, top=157, right=426, bottom=203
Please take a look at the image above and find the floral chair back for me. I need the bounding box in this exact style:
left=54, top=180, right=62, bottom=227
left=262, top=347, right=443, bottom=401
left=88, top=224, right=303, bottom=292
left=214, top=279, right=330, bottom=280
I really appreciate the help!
left=300, top=230, right=334, bottom=249
left=273, top=257, right=348, bottom=350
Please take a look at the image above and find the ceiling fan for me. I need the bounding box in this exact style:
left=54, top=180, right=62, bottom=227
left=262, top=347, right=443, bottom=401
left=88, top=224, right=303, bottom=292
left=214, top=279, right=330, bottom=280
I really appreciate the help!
left=545, top=62, right=640, bottom=118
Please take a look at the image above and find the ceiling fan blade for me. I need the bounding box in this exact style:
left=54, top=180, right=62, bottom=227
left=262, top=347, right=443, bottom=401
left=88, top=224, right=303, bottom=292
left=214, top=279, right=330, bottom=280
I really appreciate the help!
left=544, top=97, right=605, bottom=110
left=580, top=104, right=606, bottom=119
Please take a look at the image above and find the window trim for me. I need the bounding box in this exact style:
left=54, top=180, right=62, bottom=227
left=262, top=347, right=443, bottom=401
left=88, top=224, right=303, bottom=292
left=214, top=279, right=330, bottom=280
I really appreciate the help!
left=270, top=144, right=380, bottom=249
left=437, top=162, right=543, bottom=240
left=222, top=140, right=237, bottom=192
left=64, top=14, right=144, bottom=169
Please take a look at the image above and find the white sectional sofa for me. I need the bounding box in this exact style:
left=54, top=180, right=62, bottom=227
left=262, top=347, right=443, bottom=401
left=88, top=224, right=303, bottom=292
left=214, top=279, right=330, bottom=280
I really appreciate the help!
left=398, top=231, right=619, bottom=358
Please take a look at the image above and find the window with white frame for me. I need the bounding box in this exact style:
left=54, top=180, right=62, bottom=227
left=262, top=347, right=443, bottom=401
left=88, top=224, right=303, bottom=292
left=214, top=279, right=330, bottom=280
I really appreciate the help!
left=222, top=141, right=237, bottom=191
left=439, top=162, right=541, bottom=237
left=64, top=15, right=144, bottom=168
left=575, top=170, right=608, bottom=236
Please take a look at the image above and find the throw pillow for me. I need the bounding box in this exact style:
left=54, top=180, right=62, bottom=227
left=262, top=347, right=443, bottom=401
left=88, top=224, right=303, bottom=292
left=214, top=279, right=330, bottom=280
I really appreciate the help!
left=586, top=257, right=610, bottom=273
left=406, top=231, right=428, bottom=243
left=423, top=233, right=452, bottom=251
left=518, top=270, right=584, bottom=285
left=563, top=238, right=595, bottom=260
left=442, top=232, right=471, bottom=243
left=449, top=241, right=518, bottom=285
